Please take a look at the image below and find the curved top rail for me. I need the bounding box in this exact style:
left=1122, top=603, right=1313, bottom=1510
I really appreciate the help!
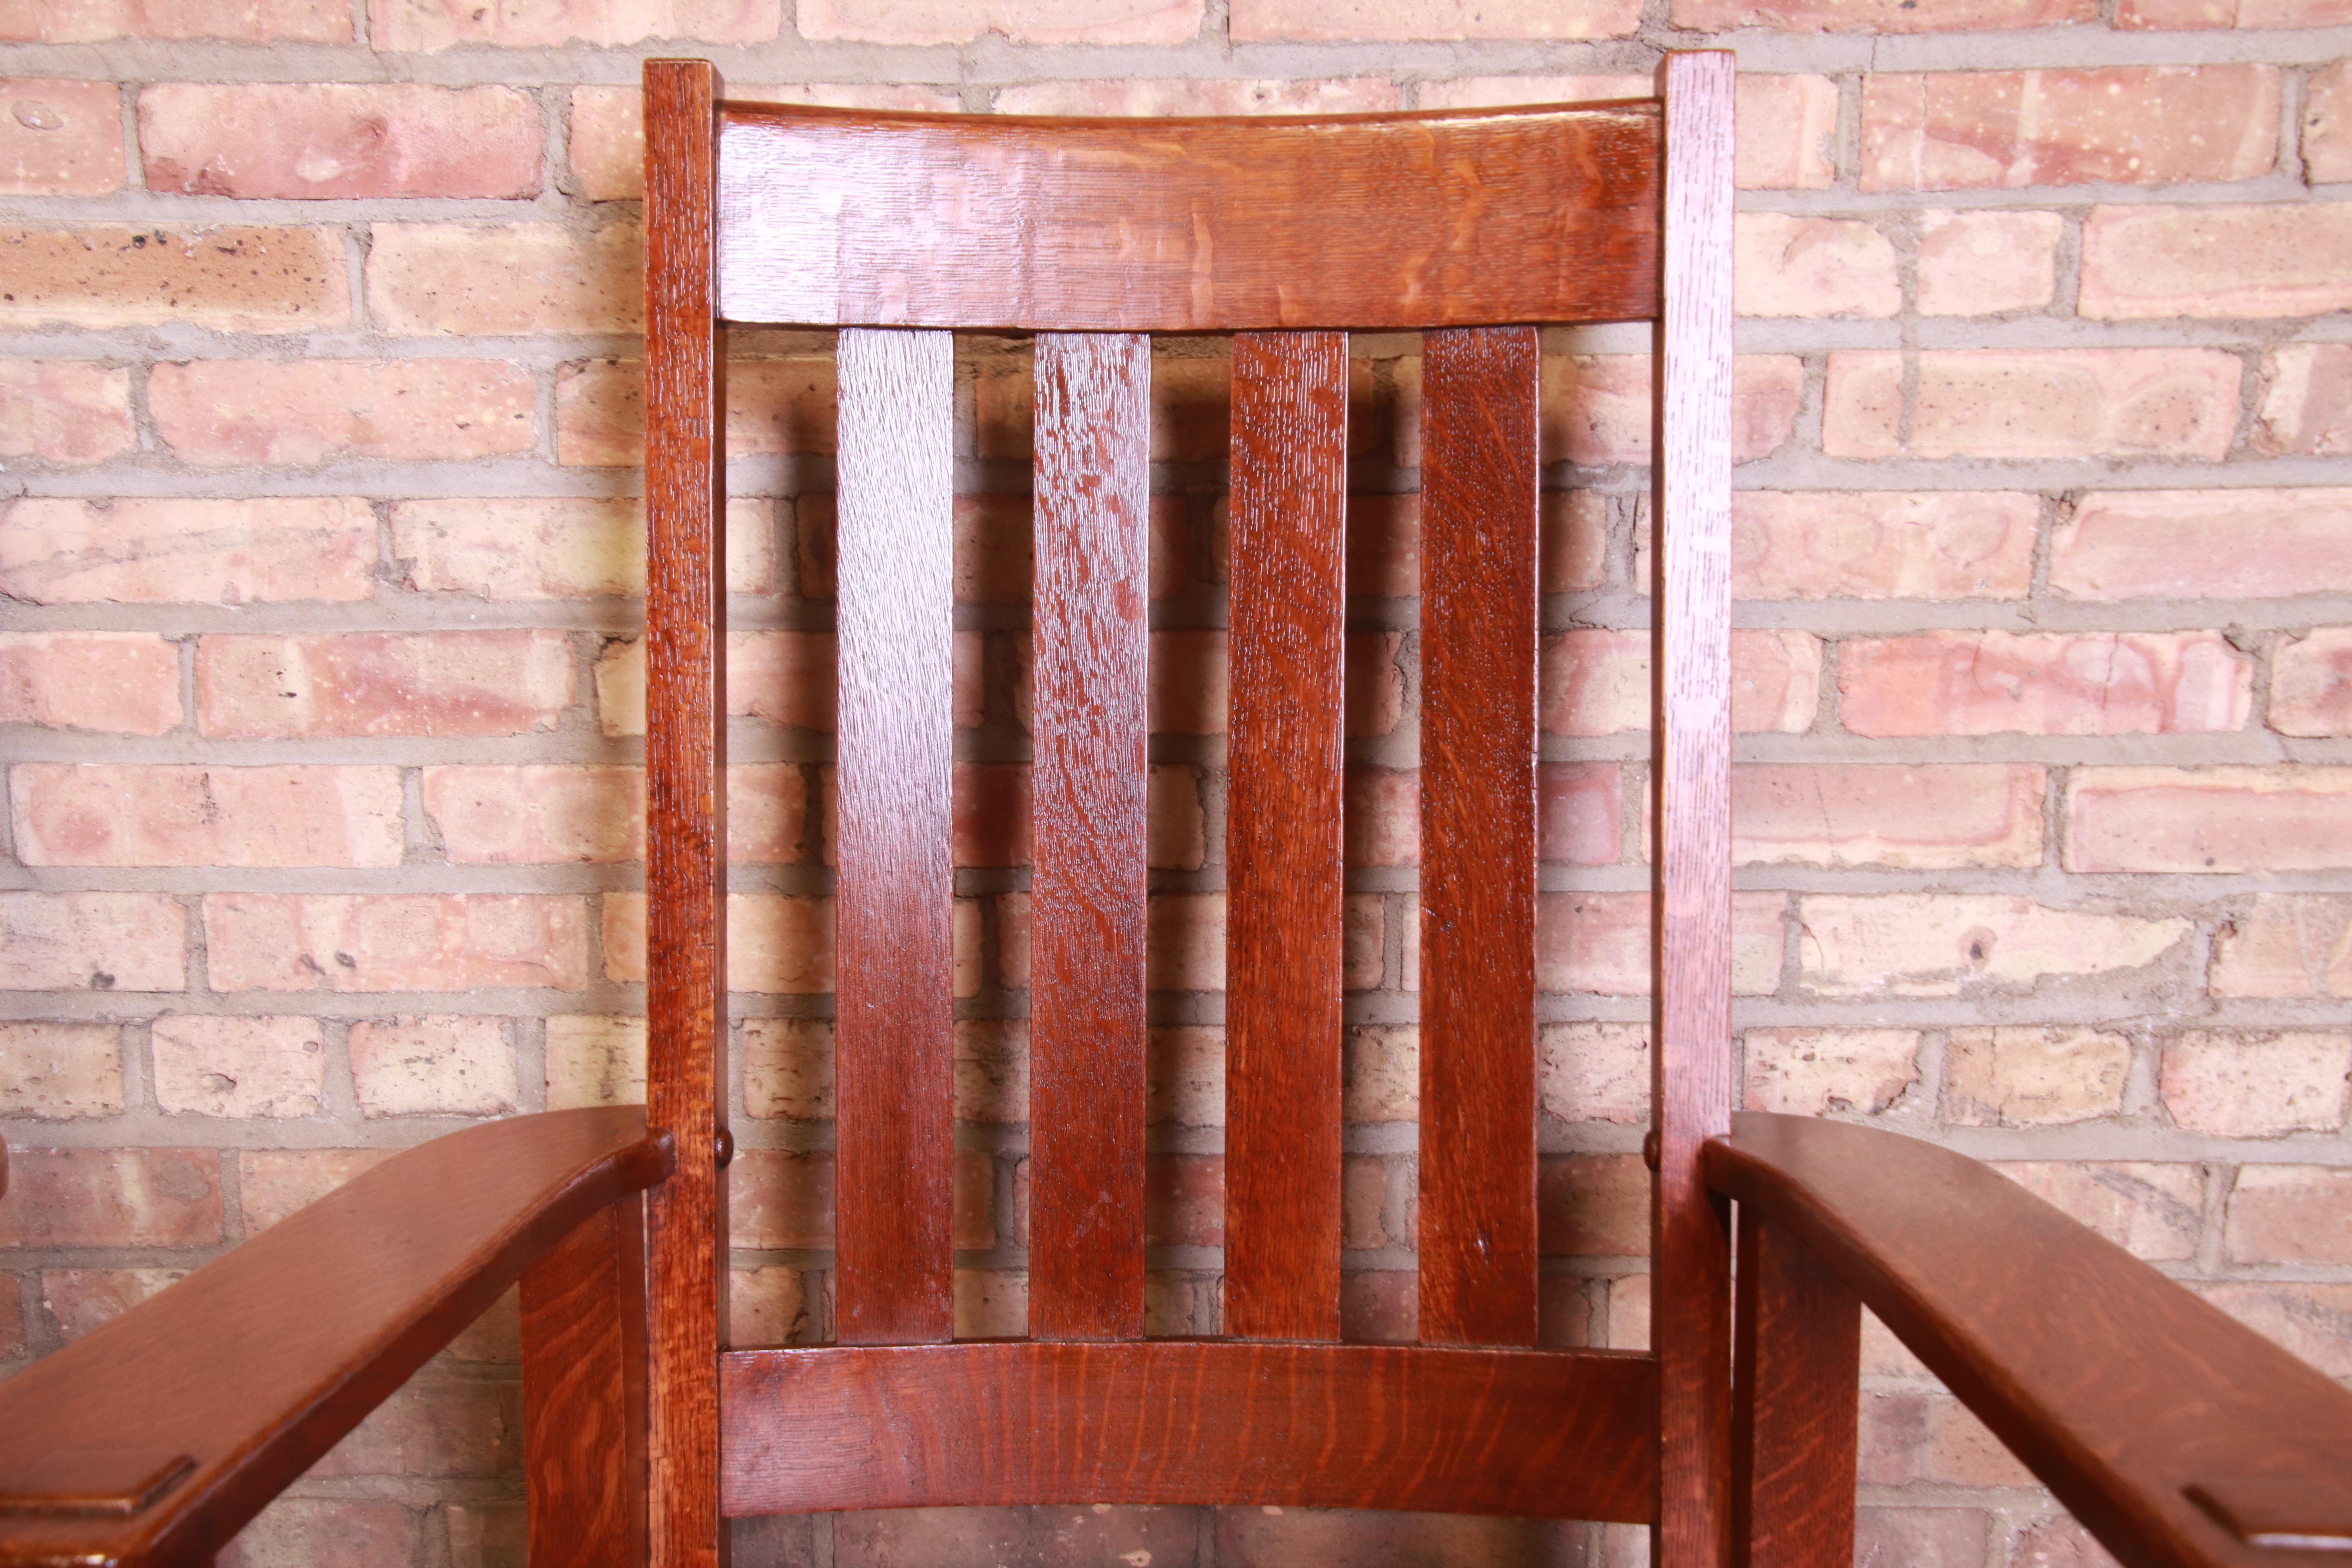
left=715, top=98, right=1663, bottom=332
left=0, top=1107, right=672, bottom=1568
left=1706, top=1112, right=2352, bottom=1568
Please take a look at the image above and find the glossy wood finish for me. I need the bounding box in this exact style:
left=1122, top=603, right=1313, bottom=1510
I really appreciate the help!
left=643, top=57, right=730, bottom=1568
left=1731, top=1208, right=1859, bottom=1568
left=1706, top=1112, right=2352, bottom=1568
left=523, top=1193, right=651, bottom=1567
left=1029, top=333, right=1152, bottom=1341
left=1417, top=324, right=1541, bottom=1349
left=1652, top=49, right=1739, bottom=1568
left=719, top=1342, right=1658, bottom=1517
left=833, top=327, right=958, bottom=1347
left=1224, top=330, right=1349, bottom=1342
left=0, top=1110, right=670, bottom=1568
left=715, top=101, right=1662, bottom=331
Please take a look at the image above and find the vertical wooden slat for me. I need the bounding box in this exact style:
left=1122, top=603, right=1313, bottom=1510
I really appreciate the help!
left=642, top=54, right=726, bottom=1568
left=1417, top=324, right=1541, bottom=1349
left=1029, top=331, right=1151, bottom=1342
left=523, top=1195, right=650, bottom=1567
left=1733, top=1209, right=1862, bottom=1568
left=833, top=327, right=957, bottom=1345
left=1225, top=330, right=1348, bottom=1343
left=1653, top=46, right=1739, bottom=1568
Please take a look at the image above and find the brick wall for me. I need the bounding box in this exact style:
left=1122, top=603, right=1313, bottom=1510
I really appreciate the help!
left=2, top=1, right=2349, bottom=1564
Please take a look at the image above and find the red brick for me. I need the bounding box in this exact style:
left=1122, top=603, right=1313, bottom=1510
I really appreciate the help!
left=956, top=1018, right=1027, bottom=1123
left=14, top=764, right=402, bottom=868
left=1542, top=762, right=1622, bottom=866
left=1917, top=209, right=2062, bottom=316
left=2120, top=0, right=2352, bottom=27
left=1539, top=354, right=1804, bottom=466
left=2015, top=1517, right=2121, bottom=1568
left=1539, top=1153, right=1649, bottom=1255
left=1824, top=349, right=2240, bottom=461
left=204, top=892, right=590, bottom=992
left=556, top=356, right=835, bottom=466
left=0, top=496, right=375, bottom=604
left=350, top=1015, right=518, bottom=1116
left=805, top=0, right=1198, bottom=41
left=568, top=84, right=958, bottom=202
left=372, top=0, right=779, bottom=48
left=998, top=76, right=1400, bottom=114
left=1218, top=1507, right=1561, bottom=1567
left=1730, top=491, right=2038, bottom=599
left=1339, top=1270, right=1417, bottom=1342
left=2066, top=766, right=2352, bottom=873
left=2161, top=1029, right=2350, bottom=1136
left=237, top=1148, right=392, bottom=1232
left=1862, top=1390, right=2034, bottom=1487
left=1946, top=1026, right=2131, bottom=1126
left=2255, top=344, right=2352, bottom=456
left=2, top=0, right=351, bottom=39
left=843, top=1504, right=1198, bottom=1568
left=1149, top=893, right=1225, bottom=992
left=1861, top=67, right=2278, bottom=191
left=0, top=79, right=122, bottom=194
left=731, top=1149, right=833, bottom=1250
left=371, top=222, right=639, bottom=335
left=1540, top=1021, right=1648, bottom=1123
left=219, top=1497, right=414, bottom=1568
left=1416, top=73, right=1647, bottom=106
left=2307, top=60, right=2352, bottom=182
left=1735, top=213, right=1899, bottom=318
left=0, top=633, right=180, bottom=734
left=141, top=84, right=541, bottom=199
left=198, top=631, right=573, bottom=739
left=1745, top=1028, right=1922, bottom=1116
left=394, top=495, right=773, bottom=598
left=0, top=224, right=344, bottom=332
left=1679, top=0, right=2086, bottom=24
left=1345, top=768, right=1417, bottom=866
left=318, top=1372, right=521, bottom=1478
left=1234, top=0, right=1636, bottom=36
left=1151, top=629, right=1229, bottom=735
left=2227, top=1165, right=2352, bottom=1265
left=599, top=892, right=833, bottom=993
left=0, top=1021, right=123, bottom=1118
left=0, top=891, right=186, bottom=992
left=1539, top=891, right=1785, bottom=996
left=2212, top=895, right=2352, bottom=999
left=0, top=361, right=132, bottom=467
left=1149, top=1025, right=1224, bottom=1126
left=1856, top=1510, right=1989, bottom=1568
left=2083, top=204, right=2352, bottom=319
left=0, top=1148, right=221, bottom=1248
left=1839, top=630, right=2251, bottom=737
left=1735, top=763, right=2045, bottom=868
left=151, top=359, right=534, bottom=465
left=152, top=1014, right=326, bottom=1117
left=2273, top=627, right=2352, bottom=735
left=1542, top=628, right=1820, bottom=735
left=1797, top=895, right=2190, bottom=997
left=1146, top=1153, right=1223, bottom=1246
left=2202, top=1281, right=2352, bottom=1377
left=2053, top=489, right=2352, bottom=599
left=39, top=1267, right=185, bottom=1340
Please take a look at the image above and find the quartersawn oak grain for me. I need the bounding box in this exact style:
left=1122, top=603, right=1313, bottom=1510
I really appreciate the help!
left=1731, top=1208, right=1860, bottom=1568
left=719, top=1341, right=1659, bottom=1519
left=716, top=102, right=1662, bottom=331
left=523, top=1192, right=652, bottom=1566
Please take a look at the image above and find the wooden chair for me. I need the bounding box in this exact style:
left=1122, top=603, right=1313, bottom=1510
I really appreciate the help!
left=6, top=53, right=2352, bottom=1568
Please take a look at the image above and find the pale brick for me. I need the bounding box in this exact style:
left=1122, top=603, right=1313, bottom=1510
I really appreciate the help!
left=0, top=497, right=375, bottom=604
left=1539, top=1153, right=1649, bottom=1256
left=1840, top=630, right=2251, bottom=737
left=955, top=1018, right=1027, bottom=1124
left=2083, top=203, right=2352, bottom=319
left=804, top=0, right=1199, bottom=42
left=1543, top=492, right=1608, bottom=595
left=1917, top=210, right=2062, bottom=316
left=1862, top=1391, right=2034, bottom=1488
left=593, top=632, right=834, bottom=737
left=2120, top=0, right=2352, bottom=31
left=1147, top=1154, right=1223, bottom=1246
left=743, top=1017, right=831, bottom=1120
left=2203, top=1281, right=2352, bottom=1377
left=2052, top=489, right=2352, bottom=599
left=0, top=79, right=122, bottom=194
left=1540, top=891, right=1785, bottom=996
left=1797, top=895, right=2190, bottom=998
left=0, top=361, right=132, bottom=467
left=0, top=0, right=351, bottom=39
left=372, top=0, right=779, bottom=49
left=1220, top=1510, right=1559, bottom=1568
left=544, top=1015, right=645, bottom=1108
left=1540, top=1022, right=1649, bottom=1124
left=349, top=1015, right=518, bottom=1116
left=205, top=893, right=590, bottom=993
left=151, top=359, right=535, bottom=465
left=2212, top=895, right=2352, bottom=999
left=567, top=84, right=959, bottom=202
left=1948, top=1027, right=2131, bottom=1126
left=732, top=1265, right=810, bottom=1344
left=1232, top=0, right=1637, bottom=37
left=1540, top=354, right=1804, bottom=466
left=731, top=1149, right=832, bottom=1249
left=1151, top=630, right=1228, bottom=735
left=2254, top=344, right=2352, bottom=456
left=1735, top=764, right=2044, bottom=869
left=1542, top=762, right=1622, bottom=866
left=1674, top=0, right=2089, bottom=29
left=450, top=1503, right=526, bottom=1567
left=371, top=223, right=638, bottom=335
left=2161, top=1030, right=2351, bottom=1135
left=2307, top=60, right=2352, bottom=183
left=0, top=633, right=181, bottom=734
left=2065, top=766, right=2352, bottom=873
left=2000, top=1161, right=2205, bottom=1260
left=1862, top=68, right=2278, bottom=191
left=0, top=225, right=344, bottom=332
left=1857, top=1511, right=1990, bottom=1568
left=0, top=1148, right=221, bottom=1248
left=1340, top=1271, right=1417, bottom=1342
left=0, top=1022, right=123, bottom=1118
left=1737, top=75, right=1841, bottom=189
left=2014, top=1517, right=2121, bottom=1568
left=152, top=1014, right=324, bottom=1118
left=1744, top=1028, right=1921, bottom=1116
left=1345, top=767, right=1416, bottom=867
left=1735, top=213, right=1899, bottom=318
left=199, top=631, right=573, bottom=739
left=237, top=1148, right=392, bottom=1232
left=1823, top=349, right=2241, bottom=461
left=1150, top=1025, right=1224, bottom=1127
left=1345, top=1025, right=1416, bottom=1122
left=2229, top=1165, right=2352, bottom=1264
left=599, top=892, right=833, bottom=993
left=2273, top=627, right=2352, bottom=735
left=0, top=892, right=186, bottom=992
left=1731, top=491, right=2038, bottom=599
left=555, top=356, right=835, bottom=466
left=1149, top=893, right=1225, bottom=992
left=1542, top=628, right=1820, bottom=735
left=40, top=1267, right=185, bottom=1340
left=13, top=764, right=402, bottom=869
left=1345, top=1156, right=1395, bottom=1249
left=426, top=766, right=649, bottom=864
left=141, top=84, right=541, bottom=200
left=394, top=496, right=773, bottom=598
left=997, top=76, right=1401, bottom=115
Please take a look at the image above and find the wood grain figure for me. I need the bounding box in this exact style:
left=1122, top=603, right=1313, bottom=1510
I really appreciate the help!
left=524, top=1194, right=652, bottom=1567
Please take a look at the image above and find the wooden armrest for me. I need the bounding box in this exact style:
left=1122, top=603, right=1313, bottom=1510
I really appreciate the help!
left=0, top=1107, right=672, bottom=1568
left=1706, top=1112, right=2352, bottom=1568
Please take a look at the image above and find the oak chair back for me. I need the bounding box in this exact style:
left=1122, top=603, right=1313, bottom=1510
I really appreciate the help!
left=639, top=55, right=1736, bottom=1566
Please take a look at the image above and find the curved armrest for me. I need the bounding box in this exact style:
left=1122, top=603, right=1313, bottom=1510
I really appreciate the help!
left=1707, top=1112, right=2352, bottom=1568
left=0, top=1107, right=672, bottom=1568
